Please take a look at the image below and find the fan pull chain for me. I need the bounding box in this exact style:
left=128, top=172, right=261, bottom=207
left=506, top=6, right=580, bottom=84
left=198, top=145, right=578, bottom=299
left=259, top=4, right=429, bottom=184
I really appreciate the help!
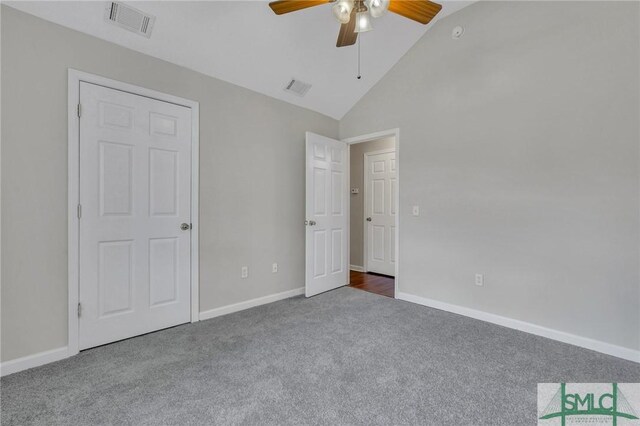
left=357, top=36, right=362, bottom=80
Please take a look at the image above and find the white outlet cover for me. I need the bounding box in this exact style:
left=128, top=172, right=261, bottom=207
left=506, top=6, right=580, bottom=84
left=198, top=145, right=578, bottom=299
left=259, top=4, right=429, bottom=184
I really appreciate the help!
left=272, top=263, right=278, bottom=273
left=412, top=205, right=420, bottom=216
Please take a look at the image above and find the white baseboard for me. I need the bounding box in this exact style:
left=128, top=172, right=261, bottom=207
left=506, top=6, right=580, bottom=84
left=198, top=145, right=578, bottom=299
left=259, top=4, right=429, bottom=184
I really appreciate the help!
left=397, top=292, right=640, bottom=364
left=350, top=265, right=365, bottom=272
left=2, top=288, right=304, bottom=376
left=1, top=288, right=304, bottom=376
left=199, top=287, right=305, bottom=321
left=0, top=346, right=70, bottom=377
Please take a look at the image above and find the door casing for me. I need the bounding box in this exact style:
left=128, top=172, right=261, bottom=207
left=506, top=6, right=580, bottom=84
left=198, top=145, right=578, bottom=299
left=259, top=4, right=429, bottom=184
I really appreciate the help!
left=67, top=69, right=200, bottom=357
left=343, top=129, right=400, bottom=297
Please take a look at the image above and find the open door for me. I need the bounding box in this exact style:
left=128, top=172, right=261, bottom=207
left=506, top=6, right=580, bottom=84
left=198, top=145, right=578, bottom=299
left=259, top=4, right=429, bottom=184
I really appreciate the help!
left=305, top=132, right=348, bottom=297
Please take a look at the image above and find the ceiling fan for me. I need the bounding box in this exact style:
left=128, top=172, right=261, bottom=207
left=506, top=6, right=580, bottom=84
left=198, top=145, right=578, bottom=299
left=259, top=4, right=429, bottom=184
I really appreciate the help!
left=268, top=0, right=443, bottom=47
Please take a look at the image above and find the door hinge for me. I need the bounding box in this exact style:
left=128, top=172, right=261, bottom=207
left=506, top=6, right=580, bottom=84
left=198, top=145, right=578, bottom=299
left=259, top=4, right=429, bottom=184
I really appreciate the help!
left=77, top=103, right=82, bottom=118
left=77, top=302, right=81, bottom=318
left=77, top=204, right=82, bottom=219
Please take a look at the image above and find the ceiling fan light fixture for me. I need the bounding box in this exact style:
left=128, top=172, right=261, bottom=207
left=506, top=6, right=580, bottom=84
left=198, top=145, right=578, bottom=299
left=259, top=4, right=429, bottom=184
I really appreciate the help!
left=332, top=0, right=354, bottom=24
left=366, top=0, right=389, bottom=18
left=354, top=10, right=373, bottom=32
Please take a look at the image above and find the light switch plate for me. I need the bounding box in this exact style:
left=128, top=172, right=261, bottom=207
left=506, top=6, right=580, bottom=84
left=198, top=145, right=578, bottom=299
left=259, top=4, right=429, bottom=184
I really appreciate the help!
left=412, top=205, right=420, bottom=216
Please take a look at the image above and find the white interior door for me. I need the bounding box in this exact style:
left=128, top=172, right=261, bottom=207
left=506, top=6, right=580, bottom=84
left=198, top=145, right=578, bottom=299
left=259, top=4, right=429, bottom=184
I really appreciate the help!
left=365, top=150, right=396, bottom=276
left=79, top=82, right=192, bottom=350
left=305, top=132, right=348, bottom=297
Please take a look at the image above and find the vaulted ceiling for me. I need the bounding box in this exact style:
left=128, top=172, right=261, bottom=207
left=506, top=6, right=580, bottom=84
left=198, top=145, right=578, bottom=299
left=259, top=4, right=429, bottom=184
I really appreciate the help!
left=6, top=1, right=472, bottom=119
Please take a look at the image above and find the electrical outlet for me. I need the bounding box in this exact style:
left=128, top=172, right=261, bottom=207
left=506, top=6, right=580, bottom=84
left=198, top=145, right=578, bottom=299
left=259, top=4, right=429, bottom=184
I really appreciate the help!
left=412, top=205, right=420, bottom=216
left=241, top=266, right=248, bottom=279
left=475, top=274, right=483, bottom=286
left=272, top=263, right=278, bottom=273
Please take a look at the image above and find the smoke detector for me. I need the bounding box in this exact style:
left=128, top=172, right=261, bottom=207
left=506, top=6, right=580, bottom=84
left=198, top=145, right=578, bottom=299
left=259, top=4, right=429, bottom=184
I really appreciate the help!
left=452, top=25, right=465, bottom=39
left=104, top=2, right=155, bottom=38
left=284, top=78, right=312, bottom=97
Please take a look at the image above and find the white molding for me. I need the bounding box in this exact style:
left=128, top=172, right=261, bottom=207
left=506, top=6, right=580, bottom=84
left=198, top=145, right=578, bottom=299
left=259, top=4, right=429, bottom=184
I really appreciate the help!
left=343, top=129, right=400, bottom=297
left=68, top=70, right=80, bottom=358
left=342, top=129, right=400, bottom=145
left=397, top=292, right=640, bottom=364
left=199, top=287, right=304, bottom=321
left=2, top=286, right=301, bottom=375
left=67, top=69, right=200, bottom=355
left=0, top=347, right=69, bottom=377
left=350, top=265, right=365, bottom=272
left=189, top=95, right=200, bottom=324
left=346, top=142, right=351, bottom=287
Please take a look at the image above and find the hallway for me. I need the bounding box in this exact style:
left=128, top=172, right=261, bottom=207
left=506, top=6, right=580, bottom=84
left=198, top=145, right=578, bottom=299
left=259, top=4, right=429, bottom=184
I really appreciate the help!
left=348, top=270, right=394, bottom=298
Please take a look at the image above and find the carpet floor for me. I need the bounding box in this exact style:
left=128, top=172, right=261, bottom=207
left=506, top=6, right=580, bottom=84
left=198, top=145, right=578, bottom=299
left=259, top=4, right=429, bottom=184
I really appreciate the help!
left=1, top=287, right=638, bottom=425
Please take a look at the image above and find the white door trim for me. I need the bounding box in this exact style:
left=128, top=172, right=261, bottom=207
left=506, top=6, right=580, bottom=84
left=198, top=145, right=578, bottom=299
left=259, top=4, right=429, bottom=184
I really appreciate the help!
left=342, top=129, right=400, bottom=297
left=67, top=69, right=200, bottom=357
left=363, top=148, right=396, bottom=274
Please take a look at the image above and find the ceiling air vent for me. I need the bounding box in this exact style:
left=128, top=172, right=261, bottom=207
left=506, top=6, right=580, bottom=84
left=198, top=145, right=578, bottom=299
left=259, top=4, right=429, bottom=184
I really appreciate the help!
left=284, top=79, right=312, bottom=97
left=104, top=2, right=155, bottom=38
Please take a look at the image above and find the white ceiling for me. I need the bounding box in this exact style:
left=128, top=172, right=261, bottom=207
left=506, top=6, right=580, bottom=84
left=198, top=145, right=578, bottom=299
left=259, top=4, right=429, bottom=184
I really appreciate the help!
left=6, top=0, right=472, bottom=119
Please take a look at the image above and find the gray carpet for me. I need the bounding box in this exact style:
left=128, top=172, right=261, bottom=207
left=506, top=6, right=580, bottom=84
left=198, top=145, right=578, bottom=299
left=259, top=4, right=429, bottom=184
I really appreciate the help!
left=1, top=287, right=638, bottom=425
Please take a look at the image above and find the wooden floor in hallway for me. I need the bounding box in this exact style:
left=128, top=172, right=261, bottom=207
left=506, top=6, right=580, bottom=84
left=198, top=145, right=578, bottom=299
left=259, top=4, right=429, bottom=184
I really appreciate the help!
left=348, top=270, right=395, bottom=298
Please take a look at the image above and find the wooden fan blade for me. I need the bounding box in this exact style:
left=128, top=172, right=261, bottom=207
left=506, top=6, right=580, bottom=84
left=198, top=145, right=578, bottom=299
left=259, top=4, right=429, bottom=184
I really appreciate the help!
left=388, top=0, right=442, bottom=25
left=336, top=8, right=358, bottom=47
left=269, top=0, right=330, bottom=15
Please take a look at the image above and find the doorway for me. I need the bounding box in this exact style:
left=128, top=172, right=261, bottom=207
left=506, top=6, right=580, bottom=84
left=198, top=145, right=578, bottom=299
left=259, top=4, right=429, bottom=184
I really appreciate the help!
left=344, top=130, right=399, bottom=298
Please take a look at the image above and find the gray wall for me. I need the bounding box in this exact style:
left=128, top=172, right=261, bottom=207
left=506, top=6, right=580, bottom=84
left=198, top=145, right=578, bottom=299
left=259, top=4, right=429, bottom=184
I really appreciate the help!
left=341, top=1, right=640, bottom=351
left=1, top=6, right=338, bottom=362
left=349, top=137, right=395, bottom=268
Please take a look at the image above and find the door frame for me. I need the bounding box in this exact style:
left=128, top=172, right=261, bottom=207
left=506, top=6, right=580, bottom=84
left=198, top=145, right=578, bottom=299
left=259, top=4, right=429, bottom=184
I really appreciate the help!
left=342, top=129, right=400, bottom=297
left=67, top=69, right=200, bottom=357
left=363, top=148, right=396, bottom=274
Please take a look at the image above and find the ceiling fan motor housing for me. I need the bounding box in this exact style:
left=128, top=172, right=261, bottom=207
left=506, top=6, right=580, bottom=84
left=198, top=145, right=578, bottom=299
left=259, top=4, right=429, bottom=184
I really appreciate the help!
left=269, top=0, right=443, bottom=47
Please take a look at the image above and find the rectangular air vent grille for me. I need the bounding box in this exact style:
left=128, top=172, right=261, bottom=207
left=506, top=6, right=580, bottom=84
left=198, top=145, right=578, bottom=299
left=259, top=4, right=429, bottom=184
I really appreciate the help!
left=105, top=2, right=155, bottom=38
left=284, top=79, right=312, bottom=97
